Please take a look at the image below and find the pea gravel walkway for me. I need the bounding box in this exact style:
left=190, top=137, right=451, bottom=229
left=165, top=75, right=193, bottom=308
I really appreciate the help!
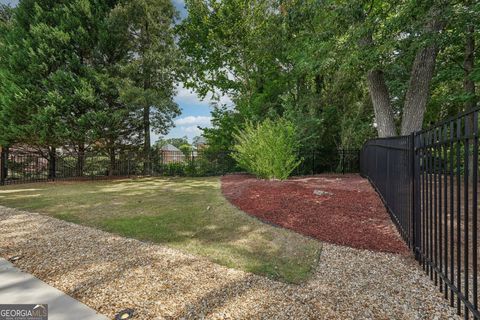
left=0, top=206, right=459, bottom=319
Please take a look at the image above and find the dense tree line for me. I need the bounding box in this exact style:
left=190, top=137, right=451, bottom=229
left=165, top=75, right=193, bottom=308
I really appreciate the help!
left=0, top=0, right=478, bottom=172
left=0, top=0, right=179, bottom=173
left=178, top=0, right=478, bottom=158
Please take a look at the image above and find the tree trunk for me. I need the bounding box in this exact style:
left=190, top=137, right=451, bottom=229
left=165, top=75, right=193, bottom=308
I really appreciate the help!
left=109, top=145, right=116, bottom=176
left=76, top=143, right=85, bottom=177
left=463, top=24, right=476, bottom=183
left=400, top=6, right=446, bottom=135
left=400, top=44, right=439, bottom=135
left=143, top=105, right=151, bottom=174
left=361, top=30, right=396, bottom=138
left=0, top=146, right=8, bottom=184
left=314, top=75, right=323, bottom=95
left=366, top=69, right=397, bottom=137
left=142, top=18, right=151, bottom=175
left=48, top=147, right=56, bottom=180
left=464, top=24, right=476, bottom=111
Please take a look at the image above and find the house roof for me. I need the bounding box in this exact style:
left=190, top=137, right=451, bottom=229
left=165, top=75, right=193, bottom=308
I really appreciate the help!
left=195, top=137, right=207, bottom=145
left=161, top=144, right=181, bottom=152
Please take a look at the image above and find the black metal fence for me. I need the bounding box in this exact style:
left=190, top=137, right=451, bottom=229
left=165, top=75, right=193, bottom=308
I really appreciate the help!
left=0, top=149, right=239, bottom=185
left=360, top=136, right=414, bottom=245
left=0, top=147, right=360, bottom=185
left=361, top=108, right=480, bottom=319
left=295, top=149, right=360, bottom=175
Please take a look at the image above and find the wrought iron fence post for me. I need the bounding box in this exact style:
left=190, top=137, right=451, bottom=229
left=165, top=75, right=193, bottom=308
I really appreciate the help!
left=411, top=132, right=421, bottom=258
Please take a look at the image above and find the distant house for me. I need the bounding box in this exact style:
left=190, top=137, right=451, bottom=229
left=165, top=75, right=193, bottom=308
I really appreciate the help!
left=160, top=144, right=185, bottom=163
left=161, top=144, right=180, bottom=152
left=194, top=137, right=208, bottom=150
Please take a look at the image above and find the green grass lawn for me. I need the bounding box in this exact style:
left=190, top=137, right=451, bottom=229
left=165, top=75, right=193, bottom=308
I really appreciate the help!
left=0, top=177, right=321, bottom=283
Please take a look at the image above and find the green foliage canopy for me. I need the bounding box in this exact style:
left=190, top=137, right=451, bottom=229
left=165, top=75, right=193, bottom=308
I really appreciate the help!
left=0, top=0, right=181, bottom=165
left=179, top=0, right=478, bottom=153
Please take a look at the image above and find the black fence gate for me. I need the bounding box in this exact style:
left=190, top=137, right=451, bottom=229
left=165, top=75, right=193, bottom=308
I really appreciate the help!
left=361, top=108, right=480, bottom=319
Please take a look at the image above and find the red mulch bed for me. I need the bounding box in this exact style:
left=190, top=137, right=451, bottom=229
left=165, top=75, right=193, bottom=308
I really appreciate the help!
left=221, top=174, right=409, bottom=255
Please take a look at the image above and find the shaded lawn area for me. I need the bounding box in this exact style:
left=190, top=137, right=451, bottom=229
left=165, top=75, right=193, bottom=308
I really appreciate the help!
left=0, top=177, right=321, bottom=283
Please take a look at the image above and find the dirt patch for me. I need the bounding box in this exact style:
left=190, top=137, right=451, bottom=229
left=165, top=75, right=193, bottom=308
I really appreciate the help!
left=221, top=174, right=409, bottom=255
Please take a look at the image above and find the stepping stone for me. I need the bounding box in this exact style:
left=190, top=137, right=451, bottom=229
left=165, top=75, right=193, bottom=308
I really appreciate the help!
left=313, top=189, right=333, bottom=196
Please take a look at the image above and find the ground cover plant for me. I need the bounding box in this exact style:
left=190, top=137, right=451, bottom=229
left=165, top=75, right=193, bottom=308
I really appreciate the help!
left=0, top=177, right=321, bottom=283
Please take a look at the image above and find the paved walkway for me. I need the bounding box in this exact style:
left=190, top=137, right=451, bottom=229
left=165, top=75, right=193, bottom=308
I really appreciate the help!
left=0, top=259, right=107, bottom=320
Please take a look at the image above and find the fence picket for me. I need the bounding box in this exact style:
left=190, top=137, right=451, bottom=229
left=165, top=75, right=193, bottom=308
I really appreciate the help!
left=361, top=108, right=480, bottom=319
left=0, top=149, right=360, bottom=185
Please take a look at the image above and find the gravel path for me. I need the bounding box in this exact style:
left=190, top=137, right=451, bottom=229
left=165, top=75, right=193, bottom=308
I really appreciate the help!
left=0, top=206, right=460, bottom=319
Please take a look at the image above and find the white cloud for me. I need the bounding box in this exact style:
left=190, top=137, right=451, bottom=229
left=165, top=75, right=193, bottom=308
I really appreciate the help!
left=159, top=81, right=234, bottom=142
left=218, top=93, right=233, bottom=106
left=175, top=115, right=212, bottom=126
left=1, top=0, right=18, bottom=6
left=183, top=126, right=203, bottom=135
left=170, top=116, right=212, bottom=141
left=174, top=83, right=209, bottom=106
left=173, top=0, right=185, bottom=7
left=174, top=82, right=233, bottom=108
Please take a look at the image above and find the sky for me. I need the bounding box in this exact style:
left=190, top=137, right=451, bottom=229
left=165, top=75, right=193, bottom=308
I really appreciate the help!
left=0, top=0, right=229, bottom=143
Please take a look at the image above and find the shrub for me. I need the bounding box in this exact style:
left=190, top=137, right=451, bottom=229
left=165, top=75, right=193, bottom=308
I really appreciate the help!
left=179, top=144, right=193, bottom=158
left=184, top=161, right=198, bottom=176
left=195, top=150, right=241, bottom=176
left=233, top=118, right=301, bottom=180
left=191, top=156, right=214, bottom=176
left=163, top=162, right=186, bottom=176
